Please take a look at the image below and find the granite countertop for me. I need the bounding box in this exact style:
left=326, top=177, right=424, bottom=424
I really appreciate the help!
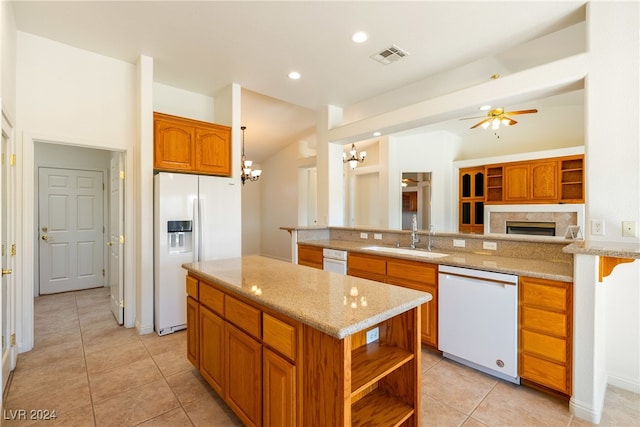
left=563, top=240, right=640, bottom=259
left=182, top=255, right=432, bottom=339
left=300, top=240, right=574, bottom=282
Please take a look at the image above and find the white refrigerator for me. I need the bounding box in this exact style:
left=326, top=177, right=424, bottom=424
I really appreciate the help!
left=154, top=172, right=241, bottom=335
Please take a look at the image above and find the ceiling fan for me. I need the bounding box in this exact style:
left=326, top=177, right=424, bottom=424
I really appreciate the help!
left=462, top=107, right=538, bottom=130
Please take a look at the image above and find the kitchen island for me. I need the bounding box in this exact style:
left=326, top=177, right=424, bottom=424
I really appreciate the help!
left=183, top=255, right=431, bottom=427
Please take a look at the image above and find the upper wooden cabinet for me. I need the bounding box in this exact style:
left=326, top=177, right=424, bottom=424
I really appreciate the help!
left=459, top=167, right=485, bottom=233
left=154, top=112, right=231, bottom=176
left=482, top=155, right=583, bottom=205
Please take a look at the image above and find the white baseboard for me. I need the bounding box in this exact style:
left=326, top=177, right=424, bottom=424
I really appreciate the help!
left=570, top=396, right=603, bottom=425
left=608, top=373, right=640, bottom=394
left=135, top=321, right=154, bottom=335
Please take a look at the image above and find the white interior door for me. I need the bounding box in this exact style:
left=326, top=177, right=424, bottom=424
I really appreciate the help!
left=109, top=154, right=124, bottom=324
left=38, top=167, right=105, bottom=294
left=1, top=123, right=15, bottom=395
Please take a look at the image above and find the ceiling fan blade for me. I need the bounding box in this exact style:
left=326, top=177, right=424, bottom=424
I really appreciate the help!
left=503, top=116, right=518, bottom=126
left=503, top=109, right=538, bottom=115
left=460, top=116, right=486, bottom=120
left=470, top=118, right=490, bottom=129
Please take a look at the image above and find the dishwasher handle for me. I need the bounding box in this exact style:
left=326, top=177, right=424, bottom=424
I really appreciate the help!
left=440, top=271, right=517, bottom=287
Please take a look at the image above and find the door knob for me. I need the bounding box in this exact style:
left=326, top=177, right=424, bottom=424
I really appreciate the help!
left=41, top=235, right=49, bottom=241
left=2, top=269, right=12, bottom=276
left=106, top=242, right=113, bottom=246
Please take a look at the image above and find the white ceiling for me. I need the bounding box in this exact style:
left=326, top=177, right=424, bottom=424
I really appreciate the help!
left=11, top=1, right=587, bottom=161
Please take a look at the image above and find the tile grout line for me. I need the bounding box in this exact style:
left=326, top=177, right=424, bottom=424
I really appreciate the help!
left=135, top=335, right=196, bottom=427
left=76, top=292, right=99, bottom=427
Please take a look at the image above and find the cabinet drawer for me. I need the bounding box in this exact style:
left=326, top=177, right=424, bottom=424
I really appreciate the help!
left=521, top=330, right=567, bottom=363
left=387, top=260, right=437, bottom=285
left=520, top=279, right=568, bottom=312
left=200, top=283, right=224, bottom=316
left=520, top=353, right=568, bottom=394
left=226, top=296, right=262, bottom=339
left=186, top=275, right=199, bottom=299
left=263, top=313, right=297, bottom=361
left=521, top=306, right=567, bottom=337
left=297, top=245, right=323, bottom=267
left=348, top=253, right=386, bottom=276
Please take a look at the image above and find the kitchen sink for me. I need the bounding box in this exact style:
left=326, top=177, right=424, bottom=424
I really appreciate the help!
left=361, top=246, right=449, bottom=259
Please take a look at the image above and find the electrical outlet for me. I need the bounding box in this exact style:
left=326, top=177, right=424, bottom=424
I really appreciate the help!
left=360, top=232, right=368, bottom=239
left=453, top=239, right=466, bottom=248
left=483, top=241, right=497, bottom=250
left=366, top=327, right=379, bottom=344
left=591, top=219, right=604, bottom=236
left=374, top=233, right=383, bottom=240
left=622, top=221, right=637, bottom=237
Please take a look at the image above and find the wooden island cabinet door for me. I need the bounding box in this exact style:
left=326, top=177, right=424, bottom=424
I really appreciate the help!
left=186, top=296, right=200, bottom=369
left=263, top=349, right=296, bottom=427
left=200, top=306, right=224, bottom=396
left=225, top=323, right=263, bottom=427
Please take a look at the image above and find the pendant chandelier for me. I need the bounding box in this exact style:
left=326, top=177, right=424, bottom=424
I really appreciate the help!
left=240, top=126, right=261, bottom=185
left=343, top=143, right=366, bottom=169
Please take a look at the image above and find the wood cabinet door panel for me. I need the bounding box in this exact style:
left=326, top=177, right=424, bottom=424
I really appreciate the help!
left=521, top=306, right=567, bottom=337
left=521, top=330, right=567, bottom=363
left=387, top=260, right=437, bottom=285
left=154, top=118, right=195, bottom=171
left=520, top=278, right=568, bottom=312
left=263, top=313, right=297, bottom=361
left=225, top=323, right=263, bottom=427
left=226, top=296, right=262, bottom=339
left=297, top=245, right=323, bottom=269
left=186, top=275, right=198, bottom=299
left=520, top=353, right=568, bottom=394
left=263, top=349, right=296, bottom=427
left=531, top=161, right=558, bottom=200
left=348, top=253, right=386, bottom=276
left=200, top=306, right=224, bottom=395
left=196, top=126, right=231, bottom=176
left=504, top=164, right=530, bottom=201
left=186, top=296, right=200, bottom=369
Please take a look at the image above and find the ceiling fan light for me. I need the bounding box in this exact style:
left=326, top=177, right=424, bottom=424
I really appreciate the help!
left=501, top=118, right=511, bottom=126
left=480, top=121, right=490, bottom=130
left=492, top=118, right=500, bottom=130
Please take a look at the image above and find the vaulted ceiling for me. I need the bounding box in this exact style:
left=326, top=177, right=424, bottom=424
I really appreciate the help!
left=11, top=1, right=587, bottom=161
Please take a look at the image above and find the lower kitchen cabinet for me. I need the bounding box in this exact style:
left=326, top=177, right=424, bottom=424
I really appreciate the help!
left=519, top=276, right=573, bottom=397
left=263, top=349, right=296, bottom=427
left=226, top=323, right=263, bottom=427
left=186, top=296, right=200, bottom=368
left=348, top=252, right=438, bottom=348
left=297, top=244, right=323, bottom=269
left=200, top=306, right=224, bottom=395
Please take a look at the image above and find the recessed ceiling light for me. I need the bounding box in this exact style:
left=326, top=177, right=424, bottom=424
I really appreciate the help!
left=480, top=105, right=492, bottom=111
left=352, top=31, right=368, bottom=43
left=288, top=71, right=301, bottom=80
left=373, top=131, right=381, bottom=137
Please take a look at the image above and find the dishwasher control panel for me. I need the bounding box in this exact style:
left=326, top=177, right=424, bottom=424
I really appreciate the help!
left=322, top=248, right=347, bottom=260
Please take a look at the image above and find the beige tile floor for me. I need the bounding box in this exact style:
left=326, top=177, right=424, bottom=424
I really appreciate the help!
left=2, top=287, right=639, bottom=426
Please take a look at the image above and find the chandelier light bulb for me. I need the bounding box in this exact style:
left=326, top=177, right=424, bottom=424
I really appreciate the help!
left=343, top=143, right=366, bottom=169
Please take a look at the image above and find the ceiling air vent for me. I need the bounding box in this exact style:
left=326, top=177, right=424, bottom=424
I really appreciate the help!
left=370, top=44, right=410, bottom=65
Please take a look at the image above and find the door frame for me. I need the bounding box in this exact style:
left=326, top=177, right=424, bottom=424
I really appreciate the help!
left=18, top=134, right=134, bottom=352
left=1, top=107, right=17, bottom=401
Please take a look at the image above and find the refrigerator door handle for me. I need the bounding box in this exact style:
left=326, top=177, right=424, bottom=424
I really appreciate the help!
left=198, top=198, right=205, bottom=261
left=193, top=199, right=200, bottom=262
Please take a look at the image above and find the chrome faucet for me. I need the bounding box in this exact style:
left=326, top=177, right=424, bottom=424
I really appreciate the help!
left=410, top=214, right=419, bottom=249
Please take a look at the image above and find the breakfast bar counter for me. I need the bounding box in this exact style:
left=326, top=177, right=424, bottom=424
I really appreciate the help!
left=183, top=255, right=431, bottom=426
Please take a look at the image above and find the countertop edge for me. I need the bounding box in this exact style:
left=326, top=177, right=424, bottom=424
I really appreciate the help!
left=563, top=240, right=640, bottom=259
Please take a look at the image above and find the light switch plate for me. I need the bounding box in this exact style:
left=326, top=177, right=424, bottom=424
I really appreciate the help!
left=374, top=233, right=383, bottom=240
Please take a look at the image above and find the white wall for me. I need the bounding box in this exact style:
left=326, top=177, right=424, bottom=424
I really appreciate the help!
left=259, top=142, right=299, bottom=262
left=1, top=0, right=17, bottom=119
left=153, top=82, right=215, bottom=122
left=16, top=31, right=138, bottom=346
left=242, top=177, right=261, bottom=256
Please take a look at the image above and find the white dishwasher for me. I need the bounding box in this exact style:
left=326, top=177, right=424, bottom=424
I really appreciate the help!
left=438, top=265, right=520, bottom=384
left=322, top=248, right=347, bottom=275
